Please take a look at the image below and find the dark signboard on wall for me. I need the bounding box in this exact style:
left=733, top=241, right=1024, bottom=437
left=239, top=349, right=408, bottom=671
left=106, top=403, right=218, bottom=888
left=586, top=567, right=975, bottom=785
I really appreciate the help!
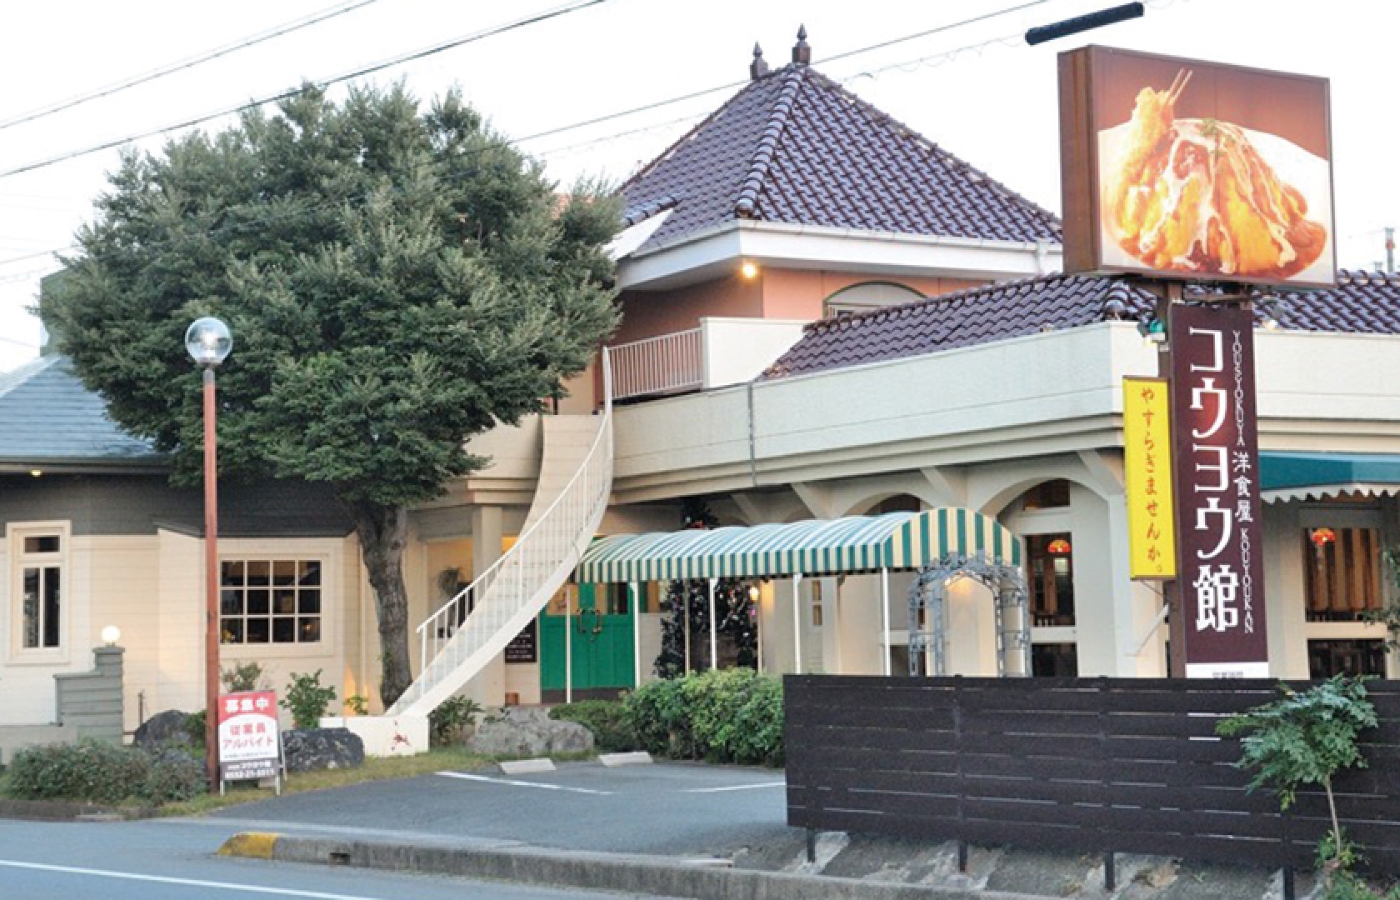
left=1169, top=303, right=1268, bottom=677
left=1059, top=45, right=1334, bottom=288
left=505, top=619, right=537, bottom=663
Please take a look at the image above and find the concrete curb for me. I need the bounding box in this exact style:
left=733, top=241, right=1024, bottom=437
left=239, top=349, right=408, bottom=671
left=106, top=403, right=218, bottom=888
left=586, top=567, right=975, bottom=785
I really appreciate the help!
left=0, top=798, right=158, bottom=822
left=219, top=832, right=1055, bottom=900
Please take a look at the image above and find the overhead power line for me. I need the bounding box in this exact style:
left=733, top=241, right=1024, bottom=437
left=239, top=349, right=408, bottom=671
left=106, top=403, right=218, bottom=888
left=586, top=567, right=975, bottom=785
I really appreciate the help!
left=0, top=0, right=613, bottom=181
left=0, top=0, right=1079, bottom=268
left=515, top=0, right=1055, bottom=145
left=0, top=0, right=386, bottom=133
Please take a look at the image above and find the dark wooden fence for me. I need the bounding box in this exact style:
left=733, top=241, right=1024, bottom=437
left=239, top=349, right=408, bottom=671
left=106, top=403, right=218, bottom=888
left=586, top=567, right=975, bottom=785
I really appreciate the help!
left=786, top=676, right=1400, bottom=877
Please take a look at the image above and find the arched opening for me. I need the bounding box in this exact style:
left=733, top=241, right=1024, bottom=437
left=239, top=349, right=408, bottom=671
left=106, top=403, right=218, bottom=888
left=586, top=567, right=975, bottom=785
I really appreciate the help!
left=824, top=281, right=925, bottom=317
left=1003, top=478, right=1079, bottom=677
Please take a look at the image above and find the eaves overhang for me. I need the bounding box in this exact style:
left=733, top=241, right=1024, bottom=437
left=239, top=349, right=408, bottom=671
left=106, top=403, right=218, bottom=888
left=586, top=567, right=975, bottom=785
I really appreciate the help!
left=616, top=219, right=1063, bottom=291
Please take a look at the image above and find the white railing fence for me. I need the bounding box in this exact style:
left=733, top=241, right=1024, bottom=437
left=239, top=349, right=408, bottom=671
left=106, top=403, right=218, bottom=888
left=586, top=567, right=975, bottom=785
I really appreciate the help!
left=610, top=328, right=701, bottom=400
left=387, top=348, right=614, bottom=717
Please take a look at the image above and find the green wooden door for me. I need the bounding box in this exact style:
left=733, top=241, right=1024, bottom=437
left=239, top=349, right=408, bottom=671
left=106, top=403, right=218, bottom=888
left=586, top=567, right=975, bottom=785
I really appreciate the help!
left=540, top=583, right=636, bottom=691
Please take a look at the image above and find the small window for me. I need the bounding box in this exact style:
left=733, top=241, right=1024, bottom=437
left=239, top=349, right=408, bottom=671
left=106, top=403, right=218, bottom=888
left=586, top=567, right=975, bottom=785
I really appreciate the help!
left=1032, top=643, right=1079, bottom=677
left=1308, top=639, right=1387, bottom=679
left=15, top=528, right=65, bottom=652
left=1304, top=527, right=1383, bottom=622
left=823, top=281, right=925, bottom=317
left=221, top=558, right=323, bottom=645
left=1022, top=480, right=1071, bottom=510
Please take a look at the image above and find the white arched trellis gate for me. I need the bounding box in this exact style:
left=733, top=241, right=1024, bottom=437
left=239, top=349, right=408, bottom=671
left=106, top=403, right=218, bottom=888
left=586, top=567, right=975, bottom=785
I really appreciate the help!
left=908, top=553, right=1030, bottom=678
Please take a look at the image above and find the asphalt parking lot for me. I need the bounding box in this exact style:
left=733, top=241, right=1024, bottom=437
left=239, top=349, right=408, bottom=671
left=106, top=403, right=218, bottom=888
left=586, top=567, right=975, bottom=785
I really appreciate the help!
left=205, top=761, right=793, bottom=858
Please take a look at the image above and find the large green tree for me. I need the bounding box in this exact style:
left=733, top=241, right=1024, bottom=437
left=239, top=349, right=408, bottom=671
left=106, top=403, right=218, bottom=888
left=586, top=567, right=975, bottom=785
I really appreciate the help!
left=42, top=83, right=620, bottom=706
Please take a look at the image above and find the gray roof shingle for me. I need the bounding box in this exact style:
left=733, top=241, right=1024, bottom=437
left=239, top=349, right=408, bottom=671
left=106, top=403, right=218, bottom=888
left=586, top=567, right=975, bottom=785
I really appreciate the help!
left=763, top=270, right=1400, bottom=380
left=0, top=356, right=160, bottom=464
left=621, top=62, right=1062, bottom=253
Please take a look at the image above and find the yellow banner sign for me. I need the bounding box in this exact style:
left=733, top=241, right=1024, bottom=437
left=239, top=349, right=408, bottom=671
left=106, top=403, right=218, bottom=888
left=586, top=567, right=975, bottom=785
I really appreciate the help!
left=1124, top=377, right=1177, bottom=579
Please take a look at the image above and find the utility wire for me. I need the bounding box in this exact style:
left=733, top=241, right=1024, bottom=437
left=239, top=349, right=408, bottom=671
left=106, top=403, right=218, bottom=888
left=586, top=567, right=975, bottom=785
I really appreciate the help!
left=0, top=0, right=385, bottom=133
left=0, top=0, right=1078, bottom=267
left=515, top=0, right=1054, bottom=145
left=0, top=0, right=612, bottom=181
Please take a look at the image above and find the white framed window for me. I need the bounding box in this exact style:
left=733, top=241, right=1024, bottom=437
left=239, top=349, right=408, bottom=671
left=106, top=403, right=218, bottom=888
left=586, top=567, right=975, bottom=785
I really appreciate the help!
left=9, top=522, right=70, bottom=660
left=220, top=558, right=324, bottom=645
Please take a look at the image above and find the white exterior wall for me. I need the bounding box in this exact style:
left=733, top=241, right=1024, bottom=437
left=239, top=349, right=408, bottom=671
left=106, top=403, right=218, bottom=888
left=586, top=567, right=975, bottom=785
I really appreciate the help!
left=1, top=525, right=366, bottom=731
left=700, top=317, right=807, bottom=389
left=608, top=322, right=1400, bottom=681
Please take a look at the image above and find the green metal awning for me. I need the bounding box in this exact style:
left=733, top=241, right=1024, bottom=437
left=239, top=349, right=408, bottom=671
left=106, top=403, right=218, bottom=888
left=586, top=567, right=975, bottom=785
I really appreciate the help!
left=578, top=508, right=1021, bottom=583
left=1260, top=451, right=1400, bottom=503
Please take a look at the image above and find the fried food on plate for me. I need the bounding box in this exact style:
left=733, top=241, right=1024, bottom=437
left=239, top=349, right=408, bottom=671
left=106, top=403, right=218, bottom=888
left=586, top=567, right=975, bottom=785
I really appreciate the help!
left=1103, top=69, right=1327, bottom=280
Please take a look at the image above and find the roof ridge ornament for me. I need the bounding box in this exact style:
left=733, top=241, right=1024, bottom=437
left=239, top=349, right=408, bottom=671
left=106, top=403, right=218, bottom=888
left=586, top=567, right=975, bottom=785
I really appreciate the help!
left=792, top=24, right=811, bottom=65
left=750, top=43, right=770, bottom=80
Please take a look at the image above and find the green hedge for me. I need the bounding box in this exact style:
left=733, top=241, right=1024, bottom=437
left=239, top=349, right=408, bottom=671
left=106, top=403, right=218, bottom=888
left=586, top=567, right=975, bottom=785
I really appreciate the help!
left=549, top=699, right=636, bottom=752
left=624, top=669, right=783, bottom=766
left=6, top=739, right=205, bottom=806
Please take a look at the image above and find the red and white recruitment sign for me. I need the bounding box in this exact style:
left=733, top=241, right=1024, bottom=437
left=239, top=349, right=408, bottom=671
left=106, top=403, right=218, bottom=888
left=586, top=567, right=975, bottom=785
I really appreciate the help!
left=1169, top=304, right=1268, bottom=678
left=217, top=690, right=281, bottom=783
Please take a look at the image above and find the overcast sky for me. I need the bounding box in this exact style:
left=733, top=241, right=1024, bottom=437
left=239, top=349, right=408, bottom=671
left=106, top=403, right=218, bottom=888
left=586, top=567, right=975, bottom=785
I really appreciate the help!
left=2, top=0, right=1395, bottom=372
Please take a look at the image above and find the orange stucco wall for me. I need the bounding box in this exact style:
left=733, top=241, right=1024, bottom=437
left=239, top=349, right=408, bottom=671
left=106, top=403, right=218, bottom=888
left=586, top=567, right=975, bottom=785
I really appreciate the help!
left=760, top=269, right=982, bottom=319
left=613, top=274, right=763, bottom=346
left=596, top=268, right=987, bottom=404
left=614, top=268, right=982, bottom=348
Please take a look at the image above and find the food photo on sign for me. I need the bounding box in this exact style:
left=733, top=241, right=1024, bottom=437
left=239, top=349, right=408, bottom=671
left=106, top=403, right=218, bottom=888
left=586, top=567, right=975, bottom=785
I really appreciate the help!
left=1060, top=46, right=1336, bottom=288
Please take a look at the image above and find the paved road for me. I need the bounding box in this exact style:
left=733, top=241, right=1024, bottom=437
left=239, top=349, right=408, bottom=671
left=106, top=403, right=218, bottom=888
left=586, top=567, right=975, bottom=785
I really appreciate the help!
left=0, top=817, right=679, bottom=900
left=202, top=760, right=793, bottom=858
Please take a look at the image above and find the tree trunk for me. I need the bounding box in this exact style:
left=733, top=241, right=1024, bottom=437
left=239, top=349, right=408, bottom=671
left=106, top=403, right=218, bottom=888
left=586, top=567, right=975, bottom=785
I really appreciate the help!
left=350, top=501, right=413, bottom=708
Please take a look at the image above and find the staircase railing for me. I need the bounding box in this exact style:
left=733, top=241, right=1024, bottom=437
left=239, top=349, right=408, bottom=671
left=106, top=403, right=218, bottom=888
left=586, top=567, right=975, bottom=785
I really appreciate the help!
left=387, top=349, right=614, bottom=716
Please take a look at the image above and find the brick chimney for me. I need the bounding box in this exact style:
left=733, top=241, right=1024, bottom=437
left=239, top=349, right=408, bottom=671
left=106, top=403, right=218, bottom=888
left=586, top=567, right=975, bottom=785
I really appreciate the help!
left=749, top=43, right=769, bottom=80
left=792, top=25, right=810, bottom=65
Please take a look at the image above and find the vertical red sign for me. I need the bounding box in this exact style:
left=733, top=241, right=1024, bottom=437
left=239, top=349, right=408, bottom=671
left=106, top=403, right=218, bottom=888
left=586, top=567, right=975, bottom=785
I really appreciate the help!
left=1169, top=304, right=1268, bottom=677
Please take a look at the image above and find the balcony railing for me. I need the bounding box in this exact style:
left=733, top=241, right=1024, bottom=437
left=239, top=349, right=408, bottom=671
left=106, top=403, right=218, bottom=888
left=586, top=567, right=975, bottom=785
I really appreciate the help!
left=610, top=318, right=807, bottom=402
left=610, top=329, right=702, bottom=400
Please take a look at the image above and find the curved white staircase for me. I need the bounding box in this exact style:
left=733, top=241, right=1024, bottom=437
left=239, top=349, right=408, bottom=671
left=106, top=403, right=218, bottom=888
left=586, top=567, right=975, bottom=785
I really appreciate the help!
left=386, top=351, right=614, bottom=717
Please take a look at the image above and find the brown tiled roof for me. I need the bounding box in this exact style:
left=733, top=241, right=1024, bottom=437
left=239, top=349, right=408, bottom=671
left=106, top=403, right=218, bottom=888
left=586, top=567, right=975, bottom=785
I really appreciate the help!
left=620, top=62, right=1061, bottom=253
left=762, top=271, right=1400, bottom=380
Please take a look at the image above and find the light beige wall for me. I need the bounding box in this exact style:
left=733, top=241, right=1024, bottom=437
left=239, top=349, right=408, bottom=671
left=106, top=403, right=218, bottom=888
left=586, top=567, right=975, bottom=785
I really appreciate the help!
left=85, top=535, right=160, bottom=733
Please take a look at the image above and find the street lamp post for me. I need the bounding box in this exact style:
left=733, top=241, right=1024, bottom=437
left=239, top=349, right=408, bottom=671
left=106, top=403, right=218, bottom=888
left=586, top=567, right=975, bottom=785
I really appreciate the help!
left=186, top=316, right=232, bottom=790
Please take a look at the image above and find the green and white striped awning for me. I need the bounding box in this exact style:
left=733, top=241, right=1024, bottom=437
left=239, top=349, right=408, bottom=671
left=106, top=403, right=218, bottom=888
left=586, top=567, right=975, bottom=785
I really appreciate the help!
left=577, top=508, right=1021, bottom=583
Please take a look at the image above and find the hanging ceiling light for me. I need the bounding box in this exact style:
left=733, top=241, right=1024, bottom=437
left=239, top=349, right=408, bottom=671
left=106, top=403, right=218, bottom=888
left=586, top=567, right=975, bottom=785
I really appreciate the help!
left=1310, top=527, right=1337, bottom=548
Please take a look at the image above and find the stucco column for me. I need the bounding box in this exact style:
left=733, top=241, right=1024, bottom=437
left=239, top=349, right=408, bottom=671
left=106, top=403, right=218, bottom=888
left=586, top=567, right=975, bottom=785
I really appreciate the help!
left=1100, top=488, right=1166, bottom=677
left=467, top=505, right=507, bottom=706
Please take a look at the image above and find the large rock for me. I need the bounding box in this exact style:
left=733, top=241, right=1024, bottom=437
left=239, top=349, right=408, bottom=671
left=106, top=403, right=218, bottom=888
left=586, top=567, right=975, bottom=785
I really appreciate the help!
left=466, top=707, right=593, bottom=758
left=282, top=727, right=365, bottom=772
left=133, top=710, right=195, bottom=753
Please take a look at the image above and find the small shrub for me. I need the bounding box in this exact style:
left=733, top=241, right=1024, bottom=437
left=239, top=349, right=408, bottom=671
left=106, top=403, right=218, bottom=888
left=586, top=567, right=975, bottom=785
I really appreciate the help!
left=625, top=676, right=692, bottom=758
left=281, top=669, right=337, bottom=730
left=8, top=740, right=143, bottom=804
left=134, top=750, right=206, bottom=804
left=430, top=695, right=484, bottom=746
left=624, top=669, right=783, bottom=765
left=220, top=661, right=267, bottom=693
left=6, top=740, right=205, bottom=806
left=1322, top=871, right=1400, bottom=900
left=344, top=694, right=370, bottom=716
left=1218, top=675, right=1378, bottom=878
left=550, top=699, right=636, bottom=752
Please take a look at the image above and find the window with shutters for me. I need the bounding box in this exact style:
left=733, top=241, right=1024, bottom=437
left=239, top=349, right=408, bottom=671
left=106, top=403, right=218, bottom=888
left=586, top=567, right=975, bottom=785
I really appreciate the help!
left=1303, top=527, right=1383, bottom=623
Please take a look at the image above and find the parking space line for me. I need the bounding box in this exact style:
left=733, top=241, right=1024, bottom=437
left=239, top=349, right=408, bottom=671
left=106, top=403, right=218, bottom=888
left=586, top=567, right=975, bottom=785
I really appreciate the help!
left=0, top=859, right=384, bottom=899
left=681, top=781, right=785, bottom=793
left=436, top=771, right=612, bottom=795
